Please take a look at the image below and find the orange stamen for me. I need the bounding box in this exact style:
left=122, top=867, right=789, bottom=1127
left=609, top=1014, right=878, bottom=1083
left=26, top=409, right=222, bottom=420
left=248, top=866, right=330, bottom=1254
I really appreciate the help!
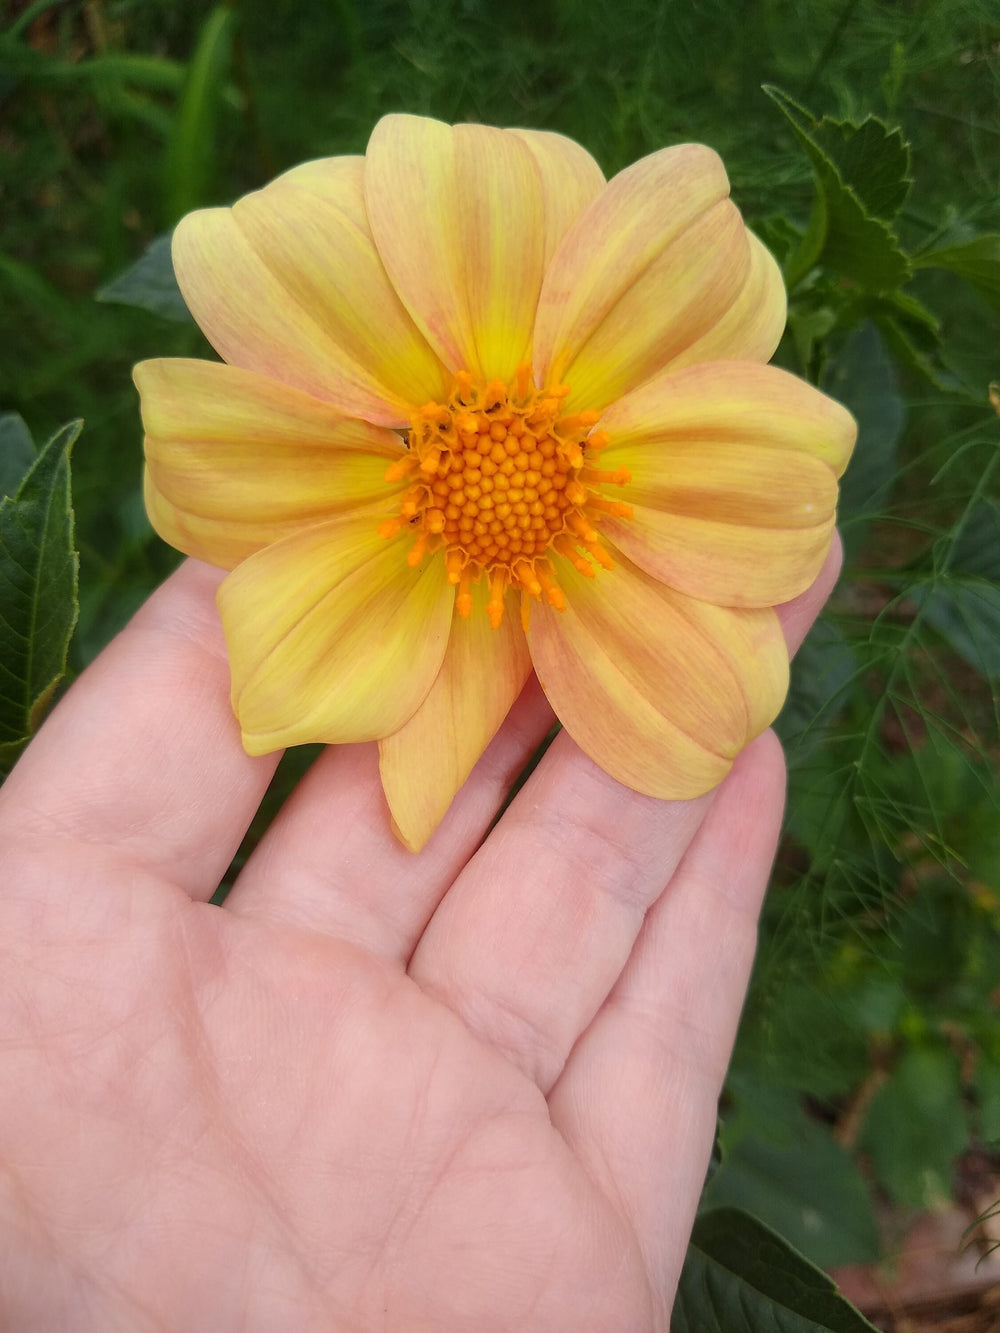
left=384, top=455, right=416, bottom=483
left=407, top=530, right=430, bottom=567
left=583, top=540, right=616, bottom=571
left=445, top=549, right=466, bottom=585
left=585, top=496, right=634, bottom=520
left=456, top=573, right=473, bottom=619
left=484, top=379, right=508, bottom=409
left=553, top=536, right=596, bottom=577
left=487, top=568, right=507, bottom=629
left=567, top=512, right=600, bottom=543
left=513, top=559, right=542, bottom=600
left=580, top=465, right=631, bottom=487
left=558, top=409, right=601, bottom=433
left=536, top=564, right=566, bottom=610
left=378, top=364, right=634, bottom=627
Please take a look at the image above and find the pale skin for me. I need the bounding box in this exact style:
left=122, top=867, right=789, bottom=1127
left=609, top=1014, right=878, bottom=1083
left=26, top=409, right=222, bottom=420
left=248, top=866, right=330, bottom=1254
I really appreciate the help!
left=0, top=542, right=840, bottom=1332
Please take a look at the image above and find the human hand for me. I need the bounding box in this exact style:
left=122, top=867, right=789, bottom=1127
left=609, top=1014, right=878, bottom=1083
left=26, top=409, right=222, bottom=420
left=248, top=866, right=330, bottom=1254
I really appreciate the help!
left=0, top=543, right=839, bottom=1332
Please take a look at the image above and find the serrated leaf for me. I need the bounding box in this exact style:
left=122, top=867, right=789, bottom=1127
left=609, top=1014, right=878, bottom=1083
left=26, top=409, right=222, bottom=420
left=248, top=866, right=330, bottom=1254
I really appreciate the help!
left=859, top=1046, right=968, bottom=1209
left=96, top=232, right=192, bottom=322
left=764, top=86, right=911, bottom=292
left=914, top=234, right=1000, bottom=313
left=822, top=323, right=904, bottom=557
left=808, top=116, right=912, bottom=222
left=0, top=412, right=36, bottom=497
left=0, top=420, right=80, bottom=755
left=672, top=1208, right=878, bottom=1333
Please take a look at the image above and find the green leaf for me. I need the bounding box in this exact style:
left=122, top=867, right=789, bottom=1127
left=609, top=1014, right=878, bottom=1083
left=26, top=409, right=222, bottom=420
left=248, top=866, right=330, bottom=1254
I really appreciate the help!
left=975, top=1054, right=1000, bottom=1145
left=164, top=5, right=237, bottom=224
left=877, top=287, right=941, bottom=335
left=876, top=314, right=960, bottom=393
left=787, top=301, right=838, bottom=373
left=0, top=420, right=80, bottom=759
left=859, top=1045, right=968, bottom=1209
left=951, top=500, right=1000, bottom=581
left=706, top=1090, right=879, bottom=1269
left=807, top=115, right=912, bottom=223
left=751, top=214, right=805, bottom=268
left=858, top=287, right=961, bottom=391
left=764, top=86, right=911, bottom=292
left=786, top=193, right=828, bottom=290
left=910, top=502, right=1000, bottom=681
left=0, top=412, right=36, bottom=498
left=822, top=323, right=905, bottom=557
left=96, top=233, right=192, bottom=323
left=914, top=578, right=1000, bottom=682
left=778, top=617, right=858, bottom=761
left=672, top=1208, right=878, bottom=1333
left=914, top=234, right=1000, bottom=314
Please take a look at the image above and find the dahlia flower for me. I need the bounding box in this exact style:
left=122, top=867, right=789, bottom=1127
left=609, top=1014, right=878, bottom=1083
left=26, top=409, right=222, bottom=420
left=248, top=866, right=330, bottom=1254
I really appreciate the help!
left=135, top=114, right=855, bottom=850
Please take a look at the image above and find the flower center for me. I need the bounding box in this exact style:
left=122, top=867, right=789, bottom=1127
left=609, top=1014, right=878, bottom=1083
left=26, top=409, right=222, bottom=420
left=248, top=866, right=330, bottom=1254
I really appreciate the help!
left=379, top=364, right=632, bottom=629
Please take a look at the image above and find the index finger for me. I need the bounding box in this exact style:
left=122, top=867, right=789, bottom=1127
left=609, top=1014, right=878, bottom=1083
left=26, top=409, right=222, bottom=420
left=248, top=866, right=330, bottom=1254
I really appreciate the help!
left=0, top=560, right=279, bottom=900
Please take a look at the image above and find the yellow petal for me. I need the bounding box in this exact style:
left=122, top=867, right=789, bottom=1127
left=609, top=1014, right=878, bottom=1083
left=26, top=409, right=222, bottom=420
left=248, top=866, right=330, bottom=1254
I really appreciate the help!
left=143, top=469, right=260, bottom=570
left=136, top=358, right=405, bottom=569
left=691, top=600, right=789, bottom=741
left=603, top=506, right=836, bottom=609
left=668, top=231, right=787, bottom=370
left=555, top=200, right=750, bottom=410
left=172, top=170, right=437, bottom=425
left=618, top=443, right=839, bottom=528
left=217, top=511, right=455, bottom=753
left=600, top=360, right=857, bottom=476
left=379, top=581, right=532, bottom=851
left=532, top=142, right=743, bottom=407
left=594, top=358, right=856, bottom=606
left=527, top=553, right=788, bottom=798
left=231, top=159, right=450, bottom=414
left=364, top=114, right=547, bottom=381
left=508, top=128, right=606, bottom=267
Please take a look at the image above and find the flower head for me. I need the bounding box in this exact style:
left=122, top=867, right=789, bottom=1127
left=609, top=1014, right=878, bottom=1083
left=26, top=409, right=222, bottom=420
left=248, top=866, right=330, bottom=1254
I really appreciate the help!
left=136, top=114, right=856, bottom=850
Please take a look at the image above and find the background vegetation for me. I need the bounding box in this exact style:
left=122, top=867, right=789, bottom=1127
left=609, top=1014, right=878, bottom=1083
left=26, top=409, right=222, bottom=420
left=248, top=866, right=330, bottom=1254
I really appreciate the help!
left=2, top=1, right=999, bottom=1328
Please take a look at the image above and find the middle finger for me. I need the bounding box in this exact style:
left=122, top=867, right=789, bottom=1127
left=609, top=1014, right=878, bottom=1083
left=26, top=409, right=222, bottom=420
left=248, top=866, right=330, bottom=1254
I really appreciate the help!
left=224, top=677, right=556, bottom=959
left=406, top=542, right=842, bottom=1089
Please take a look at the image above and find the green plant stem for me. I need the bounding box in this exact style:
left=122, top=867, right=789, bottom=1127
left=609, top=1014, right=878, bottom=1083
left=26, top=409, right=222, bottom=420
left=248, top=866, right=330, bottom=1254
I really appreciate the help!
left=6, top=0, right=69, bottom=41
left=803, top=0, right=863, bottom=98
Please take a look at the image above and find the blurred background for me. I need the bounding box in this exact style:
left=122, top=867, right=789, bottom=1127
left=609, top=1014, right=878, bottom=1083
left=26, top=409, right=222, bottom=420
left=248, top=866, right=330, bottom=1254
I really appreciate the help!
left=2, top=2, right=999, bottom=1327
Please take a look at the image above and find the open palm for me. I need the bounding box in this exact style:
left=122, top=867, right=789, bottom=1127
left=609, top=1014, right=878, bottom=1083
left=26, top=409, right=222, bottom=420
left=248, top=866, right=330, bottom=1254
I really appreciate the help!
left=0, top=550, right=837, bottom=1331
